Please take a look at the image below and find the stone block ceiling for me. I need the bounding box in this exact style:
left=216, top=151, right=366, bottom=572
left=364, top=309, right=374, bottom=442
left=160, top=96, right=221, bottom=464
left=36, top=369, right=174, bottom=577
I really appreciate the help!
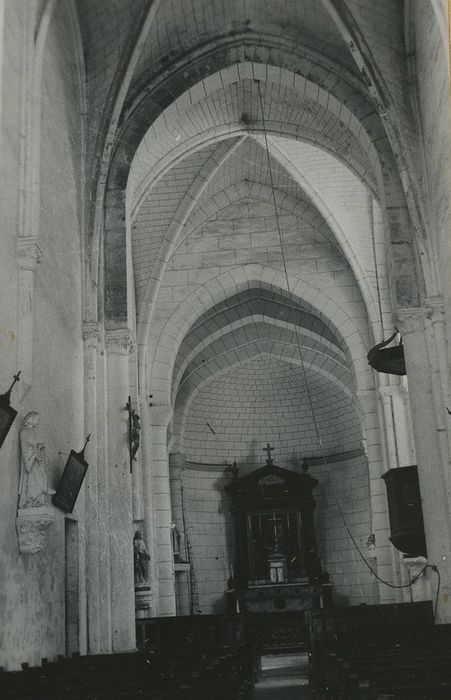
left=74, top=0, right=418, bottom=462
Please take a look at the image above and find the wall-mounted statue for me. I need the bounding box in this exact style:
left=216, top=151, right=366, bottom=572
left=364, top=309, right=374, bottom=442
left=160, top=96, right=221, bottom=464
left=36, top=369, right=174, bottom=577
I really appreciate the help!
left=18, top=411, right=49, bottom=508
left=16, top=411, right=55, bottom=554
left=133, top=530, right=150, bottom=587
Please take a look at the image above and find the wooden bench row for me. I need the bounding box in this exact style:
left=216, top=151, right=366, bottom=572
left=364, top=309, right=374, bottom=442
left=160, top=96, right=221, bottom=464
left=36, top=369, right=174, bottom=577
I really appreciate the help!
left=308, top=603, right=451, bottom=699
left=1, top=644, right=253, bottom=700
left=311, top=633, right=451, bottom=698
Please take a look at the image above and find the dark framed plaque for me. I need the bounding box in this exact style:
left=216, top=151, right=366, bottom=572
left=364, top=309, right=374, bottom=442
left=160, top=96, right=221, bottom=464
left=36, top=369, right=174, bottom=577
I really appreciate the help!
left=0, top=371, right=21, bottom=448
left=53, top=449, right=88, bottom=513
left=0, top=402, right=17, bottom=448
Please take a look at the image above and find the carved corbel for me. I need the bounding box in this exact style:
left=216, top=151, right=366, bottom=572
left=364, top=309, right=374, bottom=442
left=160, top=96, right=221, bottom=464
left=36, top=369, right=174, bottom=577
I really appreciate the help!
left=17, top=237, right=43, bottom=272
left=393, top=307, right=424, bottom=336
left=82, top=321, right=104, bottom=349
left=16, top=506, right=56, bottom=554
left=424, top=297, right=445, bottom=325
left=105, top=328, right=135, bottom=356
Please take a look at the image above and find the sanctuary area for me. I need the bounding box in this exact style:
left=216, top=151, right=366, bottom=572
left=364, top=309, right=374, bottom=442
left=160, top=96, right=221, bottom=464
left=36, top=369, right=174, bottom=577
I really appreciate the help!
left=0, top=1, right=450, bottom=697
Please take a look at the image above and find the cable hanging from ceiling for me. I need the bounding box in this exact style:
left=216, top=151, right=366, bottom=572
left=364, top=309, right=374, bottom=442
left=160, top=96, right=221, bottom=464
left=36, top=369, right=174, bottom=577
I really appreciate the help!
left=253, top=78, right=440, bottom=614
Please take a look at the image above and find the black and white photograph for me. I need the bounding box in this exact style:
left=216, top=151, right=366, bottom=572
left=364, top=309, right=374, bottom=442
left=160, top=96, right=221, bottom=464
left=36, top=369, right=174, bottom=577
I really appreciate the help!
left=0, top=1, right=450, bottom=698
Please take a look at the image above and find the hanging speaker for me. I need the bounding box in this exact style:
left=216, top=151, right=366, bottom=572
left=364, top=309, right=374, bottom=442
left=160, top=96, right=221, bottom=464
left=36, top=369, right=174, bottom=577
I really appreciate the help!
left=367, top=330, right=406, bottom=376
left=382, top=465, right=427, bottom=557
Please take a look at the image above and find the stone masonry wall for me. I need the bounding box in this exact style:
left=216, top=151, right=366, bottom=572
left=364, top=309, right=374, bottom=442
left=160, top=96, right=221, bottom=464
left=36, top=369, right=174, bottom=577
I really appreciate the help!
left=0, top=3, right=85, bottom=670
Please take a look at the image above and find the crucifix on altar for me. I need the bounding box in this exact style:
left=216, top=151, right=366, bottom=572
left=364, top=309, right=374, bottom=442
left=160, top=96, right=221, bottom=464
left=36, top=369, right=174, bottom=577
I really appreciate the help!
left=267, top=512, right=287, bottom=583
left=225, top=443, right=330, bottom=611
left=268, top=512, right=282, bottom=549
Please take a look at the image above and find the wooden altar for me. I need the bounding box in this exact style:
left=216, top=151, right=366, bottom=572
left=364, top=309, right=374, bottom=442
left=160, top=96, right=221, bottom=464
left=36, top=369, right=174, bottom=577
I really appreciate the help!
left=225, top=445, right=331, bottom=613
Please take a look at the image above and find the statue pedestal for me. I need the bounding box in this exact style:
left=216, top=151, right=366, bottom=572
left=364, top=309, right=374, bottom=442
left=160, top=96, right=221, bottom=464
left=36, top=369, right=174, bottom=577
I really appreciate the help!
left=16, top=506, right=55, bottom=554
left=135, top=586, right=152, bottom=618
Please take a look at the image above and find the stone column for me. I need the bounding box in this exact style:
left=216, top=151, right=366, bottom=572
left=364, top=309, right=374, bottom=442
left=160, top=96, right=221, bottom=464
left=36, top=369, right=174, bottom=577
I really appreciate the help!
left=169, top=453, right=185, bottom=557
left=105, top=329, right=136, bottom=650
left=424, top=298, right=451, bottom=468
left=378, top=386, right=398, bottom=468
left=395, top=308, right=451, bottom=622
left=96, top=335, right=112, bottom=651
left=82, top=322, right=103, bottom=653
left=17, top=237, right=42, bottom=395
left=151, top=405, right=176, bottom=616
left=137, top=392, right=156, bottom=617
left=378, top=382, right=417, bottom=601
left=357, top=389, right=395, bottom=604
left=391, top=382, right=416, bottom=467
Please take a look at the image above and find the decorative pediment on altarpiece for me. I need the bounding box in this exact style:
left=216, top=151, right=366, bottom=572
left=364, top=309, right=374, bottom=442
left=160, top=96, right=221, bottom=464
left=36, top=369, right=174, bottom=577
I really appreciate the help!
left=224, top=462, right=318, bottom=511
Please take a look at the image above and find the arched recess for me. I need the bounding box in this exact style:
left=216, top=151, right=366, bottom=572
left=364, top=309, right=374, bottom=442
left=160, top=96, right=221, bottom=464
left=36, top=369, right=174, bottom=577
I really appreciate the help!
left=148, top=265, right=372, bottom=408
left=174, top=351, right=362, bottom=457
left=102, top=54, right=428, bottom=337
left=161, top=280, right=386, bottom=605
left=172, top=312, right=352, bottom=403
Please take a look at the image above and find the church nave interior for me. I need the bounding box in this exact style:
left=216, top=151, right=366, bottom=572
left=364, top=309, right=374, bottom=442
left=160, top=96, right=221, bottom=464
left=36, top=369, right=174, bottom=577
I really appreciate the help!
left=0, top=0, right=450, bottom=698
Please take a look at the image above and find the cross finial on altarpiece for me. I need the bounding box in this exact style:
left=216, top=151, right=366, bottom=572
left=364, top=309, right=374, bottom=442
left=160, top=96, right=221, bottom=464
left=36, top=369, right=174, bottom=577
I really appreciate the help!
left=263, top=442, right=275, bottom=465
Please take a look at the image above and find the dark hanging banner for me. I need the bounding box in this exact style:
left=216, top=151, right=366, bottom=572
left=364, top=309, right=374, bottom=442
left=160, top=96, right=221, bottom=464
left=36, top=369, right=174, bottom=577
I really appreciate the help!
left=53, top=435, right=90, bottom=513
left=0, top=371, right=21, bottom=449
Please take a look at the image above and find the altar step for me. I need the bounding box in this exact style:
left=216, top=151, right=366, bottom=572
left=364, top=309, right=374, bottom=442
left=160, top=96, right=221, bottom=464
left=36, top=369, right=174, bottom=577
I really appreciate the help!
left=252, top=676, right=311, bottom=699
left=258, top=651, right=309, bottom=679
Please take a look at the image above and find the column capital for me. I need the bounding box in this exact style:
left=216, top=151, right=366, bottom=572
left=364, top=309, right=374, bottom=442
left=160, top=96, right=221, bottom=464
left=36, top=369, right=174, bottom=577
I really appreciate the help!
left=424, top=296, right=445, bottom=324
left=393, top=307, right=424, bottom=335
left=105, top=328, right=134, bottom=355
left=378, top=384, right=403, bottom=399
left=82, top=321, right=104, bottom=347
left=17, top=237, right=43, bottom=271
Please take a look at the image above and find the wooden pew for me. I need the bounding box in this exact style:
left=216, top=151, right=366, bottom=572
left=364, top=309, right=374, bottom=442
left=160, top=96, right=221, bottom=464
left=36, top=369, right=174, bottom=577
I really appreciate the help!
left=308, top=604, right=451, bottom=700
left=2, top=615, right=253, bottom=700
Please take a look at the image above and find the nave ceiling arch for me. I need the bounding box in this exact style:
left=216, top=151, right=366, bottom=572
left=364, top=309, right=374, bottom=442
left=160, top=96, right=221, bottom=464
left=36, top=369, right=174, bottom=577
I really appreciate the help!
left=168, top=283, right=365, bottom=464
left=109, top=62, right=423, bottom=338
left=72, top=0, right=440, bottom=333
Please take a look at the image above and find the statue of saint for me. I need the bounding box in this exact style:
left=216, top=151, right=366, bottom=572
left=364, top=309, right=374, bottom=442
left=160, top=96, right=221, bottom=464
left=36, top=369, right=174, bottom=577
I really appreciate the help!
left=133, top=530, right=150, bottom=587
left=18, top=412, right=48, bottom=508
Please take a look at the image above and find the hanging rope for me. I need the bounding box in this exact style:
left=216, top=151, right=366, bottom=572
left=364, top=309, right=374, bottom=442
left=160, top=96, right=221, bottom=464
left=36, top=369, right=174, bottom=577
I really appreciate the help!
left=254, top=79, right=440, bottom=609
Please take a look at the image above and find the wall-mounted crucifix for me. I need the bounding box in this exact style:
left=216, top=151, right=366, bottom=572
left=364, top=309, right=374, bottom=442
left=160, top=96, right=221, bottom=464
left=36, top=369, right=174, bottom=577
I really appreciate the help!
left=126, top=396, right=140, bottom=473
left=263, top=442, right=274, bottom=466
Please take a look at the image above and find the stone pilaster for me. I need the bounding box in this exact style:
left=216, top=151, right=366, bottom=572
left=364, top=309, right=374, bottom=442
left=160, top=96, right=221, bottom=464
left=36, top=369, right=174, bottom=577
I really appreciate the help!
left=105, top=328, right=136, bottom=650
left=138, top=392, right=157, bottom=616
left=151, top=405, right=176, bottom=616
left=82, top=322, right=103, bottom=653
left=169, top=453, right=186, bottom=560
left=395, top=307, right=451, bottom=621
left=424, top=298, right=451, bottom=459
left=17, top=237, right=42, bottom=395
left=378, top=383, right=416, bottom=469
left=356, top=389, right=394, bottom=603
